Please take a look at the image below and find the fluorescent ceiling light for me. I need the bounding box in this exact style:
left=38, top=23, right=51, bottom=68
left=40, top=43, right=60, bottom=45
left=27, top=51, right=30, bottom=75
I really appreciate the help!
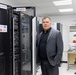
left=59, top=8, right=73, bottom=12
left=53, top=0, right=72, bottom=6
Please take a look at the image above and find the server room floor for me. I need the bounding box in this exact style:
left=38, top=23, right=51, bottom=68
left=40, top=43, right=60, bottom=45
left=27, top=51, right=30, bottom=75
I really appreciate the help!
left=36, top=63, right=76, bottom=75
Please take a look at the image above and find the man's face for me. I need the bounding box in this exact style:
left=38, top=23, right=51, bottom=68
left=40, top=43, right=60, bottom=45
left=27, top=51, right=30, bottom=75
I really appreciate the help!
left=42, top=18, right=52, bottom=31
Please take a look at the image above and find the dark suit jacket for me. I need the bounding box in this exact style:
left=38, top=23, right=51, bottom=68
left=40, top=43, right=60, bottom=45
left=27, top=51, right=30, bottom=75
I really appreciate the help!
left=37, top=28, right=63, bottom=66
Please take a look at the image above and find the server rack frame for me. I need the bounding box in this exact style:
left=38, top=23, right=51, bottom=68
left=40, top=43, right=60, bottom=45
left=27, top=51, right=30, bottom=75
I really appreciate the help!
left=13, top=7, right=36, bottom=17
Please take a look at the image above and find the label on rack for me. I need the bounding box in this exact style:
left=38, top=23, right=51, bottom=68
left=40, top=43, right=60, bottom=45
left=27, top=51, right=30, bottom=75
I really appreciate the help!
left=0, top=4, right=7, bottom=9
left=15, top=8, right=26, bottom=11
left=0, top=25, right=7, bottom=32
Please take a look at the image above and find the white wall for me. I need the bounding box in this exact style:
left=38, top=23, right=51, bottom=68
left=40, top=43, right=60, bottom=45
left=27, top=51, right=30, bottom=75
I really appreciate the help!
left=38, top=15, right=76, bottom=61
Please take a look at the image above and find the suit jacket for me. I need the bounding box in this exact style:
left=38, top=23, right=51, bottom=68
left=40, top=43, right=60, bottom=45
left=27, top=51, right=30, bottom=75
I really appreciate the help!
left=37, top=28, right=63, bottom=66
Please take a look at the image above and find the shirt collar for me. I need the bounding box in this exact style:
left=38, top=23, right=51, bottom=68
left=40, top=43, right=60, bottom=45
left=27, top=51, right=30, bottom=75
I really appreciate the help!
left=43, top=27, right=51, bottom=33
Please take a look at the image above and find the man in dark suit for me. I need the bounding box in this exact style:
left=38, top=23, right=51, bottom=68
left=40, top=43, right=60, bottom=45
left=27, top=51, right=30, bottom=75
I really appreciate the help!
left=37, top=17, right=63, bottom=75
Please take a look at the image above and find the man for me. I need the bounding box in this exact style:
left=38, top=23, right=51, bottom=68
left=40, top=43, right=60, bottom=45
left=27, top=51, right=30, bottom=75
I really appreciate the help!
left=37, top=17, right=63, bottom=75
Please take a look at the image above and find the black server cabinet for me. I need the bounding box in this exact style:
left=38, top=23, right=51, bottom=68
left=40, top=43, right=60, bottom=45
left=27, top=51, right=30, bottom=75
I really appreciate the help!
left=13, top=12, right=32, bottom=75
left=0, top=4, right=13, bottom=75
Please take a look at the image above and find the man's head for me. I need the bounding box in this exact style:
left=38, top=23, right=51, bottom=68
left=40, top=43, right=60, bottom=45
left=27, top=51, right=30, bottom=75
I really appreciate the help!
left=42, top=17, right=52, bottom=31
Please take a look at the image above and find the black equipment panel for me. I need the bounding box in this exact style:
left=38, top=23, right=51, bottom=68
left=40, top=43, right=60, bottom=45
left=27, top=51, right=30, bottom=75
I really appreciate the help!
left=0, top=4, right=13, bottom=75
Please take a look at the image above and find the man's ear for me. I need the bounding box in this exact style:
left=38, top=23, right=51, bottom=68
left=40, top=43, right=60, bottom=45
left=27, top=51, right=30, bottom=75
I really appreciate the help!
left=51, top=22, right=53, bottom=26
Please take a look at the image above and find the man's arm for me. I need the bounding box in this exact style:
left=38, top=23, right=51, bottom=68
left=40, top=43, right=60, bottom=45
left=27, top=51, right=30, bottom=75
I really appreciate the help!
left=54, top=31, right=63, bottom=65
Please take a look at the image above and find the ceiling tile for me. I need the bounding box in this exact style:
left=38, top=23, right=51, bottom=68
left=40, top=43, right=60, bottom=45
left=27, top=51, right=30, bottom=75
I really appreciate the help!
left=34, top=2, right=54, bottom=7
left=30, top=0, right=51, bottom=3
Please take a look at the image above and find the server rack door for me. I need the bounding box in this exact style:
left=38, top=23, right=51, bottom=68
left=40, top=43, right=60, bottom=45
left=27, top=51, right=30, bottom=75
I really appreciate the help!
left=13, top=12, right=32, bottom=75
left=32, top=17, right=36, bottom=75
left=0, top=4, right=13, bottom=75
left=0, top=8, right=7, bottom=75
left=20, top=13, right=32, bottom=75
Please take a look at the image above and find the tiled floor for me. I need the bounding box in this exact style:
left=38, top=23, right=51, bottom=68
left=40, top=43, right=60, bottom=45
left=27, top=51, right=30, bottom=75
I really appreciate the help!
left=36, top=63, right=76, bottom=75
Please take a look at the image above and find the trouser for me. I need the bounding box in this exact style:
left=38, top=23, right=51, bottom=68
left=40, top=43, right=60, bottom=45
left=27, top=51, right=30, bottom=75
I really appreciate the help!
left=41, top=60, right=59, bottom=75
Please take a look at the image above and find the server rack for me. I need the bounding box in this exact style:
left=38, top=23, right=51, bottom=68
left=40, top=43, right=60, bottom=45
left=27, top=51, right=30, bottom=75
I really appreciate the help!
left=0, top=3, right=13, bottom=75
left=13, top=7, right=37, bottom=75
left=52, top=23, right=62, bottom=33
left=13, top=11, right=32, bottom=75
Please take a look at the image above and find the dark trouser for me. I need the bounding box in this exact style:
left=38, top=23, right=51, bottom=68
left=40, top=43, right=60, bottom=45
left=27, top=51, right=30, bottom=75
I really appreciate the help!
left=41, top=60, right=59, bottom=75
